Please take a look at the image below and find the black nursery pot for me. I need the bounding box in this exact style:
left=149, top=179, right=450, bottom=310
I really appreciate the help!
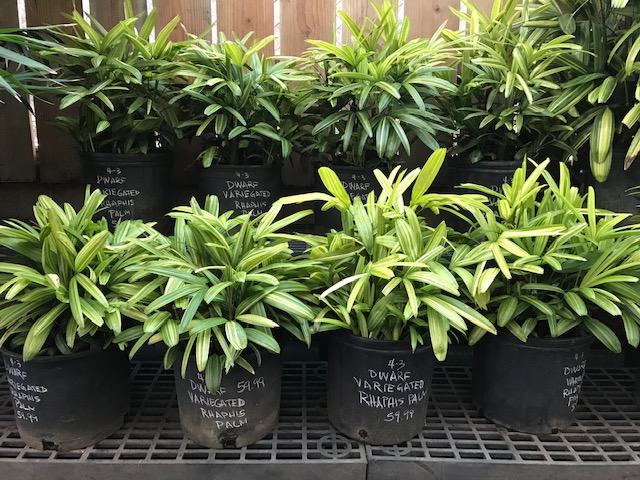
left=472, top=332, right=594, bottom=434
left=314, top=166, right=380, bottom=233
left=327, top=332, right=436, bottom=445
left=173, top=352, right=282, bottom=449
left=434, top=159, right=520, bottom=192
left=198, top=165, right=283, bottom=217
left=1, top=346, right=131, bottom=451
left=591, top=147, right=640, bottom=214
left=84, top=151, right=172, bottom=230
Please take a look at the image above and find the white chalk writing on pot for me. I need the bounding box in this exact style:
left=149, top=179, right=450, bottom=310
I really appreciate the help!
left=186, top=371, right=266, bottom=429
left=562, top=352, right=587, bottom=412
left=353, top=358, right=424, bottom=423
left=5, top=357, right=48, bottom=423
left=96, top=167, right=140, bottom=227
left=220, top=172, right=272, bottom=215
left=487, top=174, right=513, bottom=208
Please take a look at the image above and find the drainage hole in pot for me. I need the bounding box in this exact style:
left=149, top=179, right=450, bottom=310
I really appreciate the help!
left=358, top=429, right=368, bottom=440
left=41, top=440, right=59, bottom=451
left=220, top=433, right=238, bottom=449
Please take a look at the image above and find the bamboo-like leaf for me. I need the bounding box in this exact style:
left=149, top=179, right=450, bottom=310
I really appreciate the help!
left=75, top=273, right=109, bottom=309
left=427, top=307, right=449, bottom=361
left=205, top=355, right=224, bottom=393
left=225, top=321, right=247, bottom=350
left=160, top=319, right=179, bottom=347
left=318, top=167, right=351, bottom=209
left=23, top=303, right=68, bottom=360
left=236, top=314, right=279, bottom=328
left=564, top=291, right=588, bottom=316
left=195, top=328, right=211, bottom=372
left=264, top=291, right=315, bottom=320
left=497, top=297, right=518, bottom=327
left=245, top=329, right=280, bottom=353
left=583, top=317, right=621, bottom=353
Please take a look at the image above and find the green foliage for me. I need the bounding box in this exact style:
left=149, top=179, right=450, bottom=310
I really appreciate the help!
left=459, top=158, right=640, bottom=351
left=525, top=0, right=640, bottom=180
left=0, top=27, right=56, bottom=108
left=0, top=189, right=159, bottom=360
left=278, top=149, right=496, bottom=360
left=440, top=0, right=583, bottom=163
left=116, top=198, right=318, bottom=393
left=295, top=1, right=456, bottom=168
left=29, top=1, right=189, bottom=153
left=172, top=33, right=312, bottom=167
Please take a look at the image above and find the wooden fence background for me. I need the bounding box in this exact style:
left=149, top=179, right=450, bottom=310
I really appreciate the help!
left=0, top=0, right=492, bottom=186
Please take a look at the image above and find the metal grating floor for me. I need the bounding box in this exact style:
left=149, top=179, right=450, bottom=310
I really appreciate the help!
left=1, top=363, right=640, bottom=480
left=0, top=362, right=366, bottom=480
left=367, top=367, right=640, bottom=480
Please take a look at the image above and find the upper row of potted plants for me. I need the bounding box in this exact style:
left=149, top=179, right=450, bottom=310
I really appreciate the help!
left=2, top=150, right=640, bottom=449
left=3, top=0, right=640, bottom=179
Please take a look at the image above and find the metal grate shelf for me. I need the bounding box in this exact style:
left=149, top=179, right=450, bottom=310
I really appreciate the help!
left=367, top=367, right=640, bottom=480
left=0, top=362, right=366, bottom=480
left=2, top=362, right=640, bottom=479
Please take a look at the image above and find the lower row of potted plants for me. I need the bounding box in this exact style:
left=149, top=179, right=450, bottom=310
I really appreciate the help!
left=1, top=149, right=640, bottom=451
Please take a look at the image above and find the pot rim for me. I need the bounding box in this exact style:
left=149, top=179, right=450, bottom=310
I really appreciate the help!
left=81, top=150, right=172, bottom=161
left=0, top=344, right=118, bottom=364
left=490, top=330, right=595, bottom=350
left=333, top=330, right=433, bottom=353
left=445, top=158, right=521, bottom=170
left=202, top=164, right=281, bottom=172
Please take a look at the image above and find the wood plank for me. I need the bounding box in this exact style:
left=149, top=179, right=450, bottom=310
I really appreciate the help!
left=280, top=0, right=335, bottom=56
left=154, top=0, right=212, bottom=41
left=404, top=0, right=460, bottom=39
left=25, top=0, right=76, bottom=26
left=217, top=0, right=275, bottom=55
left=89, top=0, right=147, bottom=30
left=25, top=0, right=82, bottom=183
left=0, top=0, right=36, bottom=182
left=341, top=0, right=385, bottom=44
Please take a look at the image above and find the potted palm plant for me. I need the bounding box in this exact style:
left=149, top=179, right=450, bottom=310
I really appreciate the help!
left=170, top=34, right=311, bottom=216
left=115, top=198, right=317, bottom=448
left=28, top=1, right=189, bottom=229
left=457, top=159, right=640, bottom=434
left=295, top=1, right=456, bottom=231
left=278, top=149, right=495, bottom=445
left=436, top=0, right=583, bottom=192
left=525, top=0, right=640, bottom=211
left=0, top=189, right=159, bottom=450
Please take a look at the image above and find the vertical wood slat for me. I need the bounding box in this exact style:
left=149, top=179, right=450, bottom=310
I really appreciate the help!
left=25, top=0, right=82, bottom=183
left=154, top=0, right=212, bottom=41
left=280, top=0, right=335, bottom=56
left=217, top=0, right=275, bottom=55
left=341, top=0, right=385, bottom=44
left=89, top=0, right=147, bottom=30
left=404, top=0, right=460, bottom=39
left=0, top=0, right=36, bottom=182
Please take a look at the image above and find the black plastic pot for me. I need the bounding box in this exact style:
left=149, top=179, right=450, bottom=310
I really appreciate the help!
left=1, top=346, right=130, bottom=451
left=83, top=151, right=172, bottom=230
left=314, top=166, right=380, bottom=233
left=591, top=148, right=640, bottom=214
left=327, top=332, right=435, bottom=445
left=198, top=165, right=283, bottom=216
left=173, top=352, right=282, bottom=448
left=433, top=158, right=520, bottom=197
left=472, top=332, right=594, bottom=434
